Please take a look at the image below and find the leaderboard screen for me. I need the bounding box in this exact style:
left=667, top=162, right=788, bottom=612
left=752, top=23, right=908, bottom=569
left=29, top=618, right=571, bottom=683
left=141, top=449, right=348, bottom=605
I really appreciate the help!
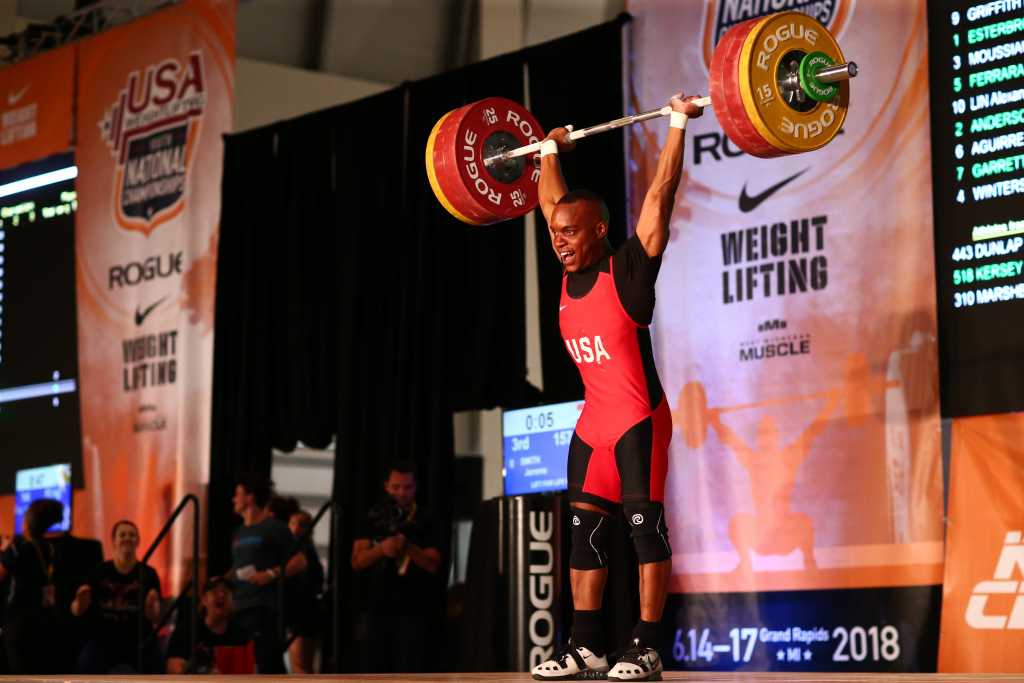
left=502, top=400, right=582, bottom=496
left=927, top=1, right=1024, bottom=416
left=0, top=154, right=84, bottom=493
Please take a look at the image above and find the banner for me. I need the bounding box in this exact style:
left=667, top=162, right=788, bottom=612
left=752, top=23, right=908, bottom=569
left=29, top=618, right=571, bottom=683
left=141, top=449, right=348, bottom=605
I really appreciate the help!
left=626, top=0, right=943, bottom=671
left=0, top=46, right=74, bottom=170
left=939, top=413, right=1024, bottom=672
left=74, top=0, right=234, bottom=585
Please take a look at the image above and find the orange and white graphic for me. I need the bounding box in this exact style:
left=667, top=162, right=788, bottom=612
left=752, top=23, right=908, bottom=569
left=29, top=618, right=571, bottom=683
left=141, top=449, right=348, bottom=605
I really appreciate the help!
left=626, top=0, right=943, bottom=594
left=74, top=0, right=234, bottom=588
left=0, top=45, right=74, bottom=169
left=939, top=413, right=1024, bottom=672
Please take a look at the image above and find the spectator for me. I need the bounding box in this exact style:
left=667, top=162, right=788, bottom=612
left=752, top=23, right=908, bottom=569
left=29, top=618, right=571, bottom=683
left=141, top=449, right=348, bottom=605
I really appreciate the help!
left=166, top=576, right=255, bottom=674
left=285, top=509, right=324, bottom=673
left=351, top=461, right=443, bottom=672
left=230, top=474, right=307, bottom=673
left=267, top=495, right=300, bottom=524
left=70, top=520, right=162, bottom=673
left=0, top=498, right=65, bottom=673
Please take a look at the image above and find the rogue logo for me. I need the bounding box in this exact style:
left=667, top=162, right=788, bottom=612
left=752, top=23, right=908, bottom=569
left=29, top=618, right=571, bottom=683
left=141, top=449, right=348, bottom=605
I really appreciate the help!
left=108, top=252, right=183, bottom=289
left=700, top=0, right=850, bottom=68
left=98, top=51, right=206, bottom=236
left=966, top=530, right=1024, bottom=629
left=528, top=510, right=555, bottom=668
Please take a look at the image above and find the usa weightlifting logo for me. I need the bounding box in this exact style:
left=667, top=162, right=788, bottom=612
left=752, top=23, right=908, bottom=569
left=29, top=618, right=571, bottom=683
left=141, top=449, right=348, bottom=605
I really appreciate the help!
left=98, top=51, right=207, bottom=236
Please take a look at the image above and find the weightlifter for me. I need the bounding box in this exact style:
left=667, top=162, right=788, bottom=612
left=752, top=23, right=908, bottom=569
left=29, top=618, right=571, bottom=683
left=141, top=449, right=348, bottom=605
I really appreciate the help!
left=531, top=92, right=704, bottom=682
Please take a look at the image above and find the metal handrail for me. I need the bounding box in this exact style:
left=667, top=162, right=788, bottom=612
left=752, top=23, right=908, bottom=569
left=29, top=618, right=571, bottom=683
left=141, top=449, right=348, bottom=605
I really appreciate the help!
left=144, top=578, right=193, bottom=643
left=137, top=493, right=200, bottom=673
left=276, top=499, right=336, bottom=662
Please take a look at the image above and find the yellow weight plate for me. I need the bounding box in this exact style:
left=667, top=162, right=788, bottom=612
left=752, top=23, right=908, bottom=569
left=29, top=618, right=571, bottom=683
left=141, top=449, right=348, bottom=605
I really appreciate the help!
left=425, top=109, right=481, bottom=226
left=737, top=11, right=849, bottom=155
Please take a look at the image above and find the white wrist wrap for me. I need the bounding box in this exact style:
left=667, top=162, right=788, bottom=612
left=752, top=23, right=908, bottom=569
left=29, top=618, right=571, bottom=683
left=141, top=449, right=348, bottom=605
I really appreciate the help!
left=670, top=111, right=688, bottom=130
left=540, top=139, right=559, bottom=157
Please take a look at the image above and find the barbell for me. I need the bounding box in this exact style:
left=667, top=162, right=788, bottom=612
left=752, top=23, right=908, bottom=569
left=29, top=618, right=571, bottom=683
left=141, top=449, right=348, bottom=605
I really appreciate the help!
left=426, top=11, right=857, bottom=226
left=671, top=353, right=897, bottom=449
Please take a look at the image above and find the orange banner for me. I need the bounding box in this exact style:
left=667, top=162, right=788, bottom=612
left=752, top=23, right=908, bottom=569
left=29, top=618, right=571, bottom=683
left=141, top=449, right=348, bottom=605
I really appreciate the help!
left=0, top=45, right=74, bottom=170
left=939, top=413, right=1024, bottom=672
left=74, top=0, right=234, bottom=587
left=626, top=0, right=943, bottom=595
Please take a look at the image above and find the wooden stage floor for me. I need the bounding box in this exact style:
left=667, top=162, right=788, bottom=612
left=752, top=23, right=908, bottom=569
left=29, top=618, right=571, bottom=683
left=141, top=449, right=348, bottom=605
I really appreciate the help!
left=3, top=675, right=1023, bottom=682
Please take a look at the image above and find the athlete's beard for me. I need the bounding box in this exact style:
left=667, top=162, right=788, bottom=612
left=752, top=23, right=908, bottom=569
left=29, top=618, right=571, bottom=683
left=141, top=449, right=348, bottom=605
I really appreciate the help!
left=565, top=238, right=612, bottom=273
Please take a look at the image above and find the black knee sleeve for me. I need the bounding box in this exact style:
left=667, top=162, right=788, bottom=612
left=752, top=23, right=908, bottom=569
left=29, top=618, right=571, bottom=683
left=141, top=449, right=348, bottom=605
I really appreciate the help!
left=624, top=502, right=671, bottom=563
left=569, top=508, right=610, bottom=570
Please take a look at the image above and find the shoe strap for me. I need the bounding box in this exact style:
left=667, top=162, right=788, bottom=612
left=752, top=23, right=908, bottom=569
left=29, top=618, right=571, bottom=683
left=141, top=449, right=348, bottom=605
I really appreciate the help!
left=567, top=646, right=587, bottom=671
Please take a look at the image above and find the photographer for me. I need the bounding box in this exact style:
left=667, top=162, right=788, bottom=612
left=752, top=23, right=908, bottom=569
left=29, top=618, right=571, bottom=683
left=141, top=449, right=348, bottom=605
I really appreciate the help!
left=351, top=461, right=442, bottom=672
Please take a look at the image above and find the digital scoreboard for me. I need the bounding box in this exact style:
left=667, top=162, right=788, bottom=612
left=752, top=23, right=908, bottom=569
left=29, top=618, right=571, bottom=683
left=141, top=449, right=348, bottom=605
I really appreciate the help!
left=502, top=399, right=582, bottom=496
left=927, top=0, right=1024, bottom=416
left=0, top=154, right=84, bottom=493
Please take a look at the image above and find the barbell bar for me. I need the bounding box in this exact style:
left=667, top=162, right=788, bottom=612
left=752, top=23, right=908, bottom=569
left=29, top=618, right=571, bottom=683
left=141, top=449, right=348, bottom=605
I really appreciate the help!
left=482, top=97, right=713, bottom=166
left=483, top=53, right=856, bottom=167
left=426, top=11, right=858, bottom=225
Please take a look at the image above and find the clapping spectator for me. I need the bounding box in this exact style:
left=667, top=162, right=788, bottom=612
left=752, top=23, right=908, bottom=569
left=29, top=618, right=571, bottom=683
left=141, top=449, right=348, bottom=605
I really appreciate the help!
left=71, top=520, right=161, bottom=673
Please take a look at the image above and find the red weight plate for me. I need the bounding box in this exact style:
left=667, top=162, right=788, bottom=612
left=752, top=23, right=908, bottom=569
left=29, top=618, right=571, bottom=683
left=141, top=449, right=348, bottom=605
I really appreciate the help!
left=430, top=103, right=497, bottom=225
left=712, top=17, right=785, bottom=158
left=426, top=109, right=480, bottom=225
left=710, top=17, right=786, bottom=158
left=710, top=20, right=771, bottom=157
left=724, top=18, right=791, bottom=158
left=708, top=21, right=751, bottom=153
left=451, top=97, right=544, bottom=225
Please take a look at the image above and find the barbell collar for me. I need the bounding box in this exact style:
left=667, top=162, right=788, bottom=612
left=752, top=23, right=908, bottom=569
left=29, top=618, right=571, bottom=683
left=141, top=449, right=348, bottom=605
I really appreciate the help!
left=483, top=96, right=713, bottom=166
left=782, top=61, right=858, bottom=93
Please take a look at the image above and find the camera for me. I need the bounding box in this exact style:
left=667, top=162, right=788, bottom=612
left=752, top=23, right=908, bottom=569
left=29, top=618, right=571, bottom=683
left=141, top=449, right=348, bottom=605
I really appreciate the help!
left=366, top=496, right=421, bottom=541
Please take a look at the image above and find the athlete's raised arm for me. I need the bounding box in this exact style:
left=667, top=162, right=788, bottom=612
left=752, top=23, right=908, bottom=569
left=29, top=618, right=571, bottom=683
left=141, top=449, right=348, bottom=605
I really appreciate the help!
left=634, top=93, right=704, bottom=258
left=538, top=126, right=573, bottom=225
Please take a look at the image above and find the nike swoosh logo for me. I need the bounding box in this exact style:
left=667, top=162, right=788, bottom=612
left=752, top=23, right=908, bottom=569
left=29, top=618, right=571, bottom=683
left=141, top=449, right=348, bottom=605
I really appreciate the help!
left=135, top=296, right=167, bottom=326
left=559, top=305, right=568, bottom=311
left=8, top=84, right=29, bottom=107
left=738, top=167, right=809, bottom=213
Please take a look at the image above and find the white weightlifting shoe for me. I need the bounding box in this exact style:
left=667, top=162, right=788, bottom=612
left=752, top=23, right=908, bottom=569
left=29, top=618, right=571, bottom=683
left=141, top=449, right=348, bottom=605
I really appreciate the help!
left=532, top=639, right=610, bottom=680
left=607, top=639, right=662, bottom=681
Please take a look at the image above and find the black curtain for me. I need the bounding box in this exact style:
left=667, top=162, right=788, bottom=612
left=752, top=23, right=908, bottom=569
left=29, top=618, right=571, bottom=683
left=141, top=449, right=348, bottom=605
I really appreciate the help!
left=332, top=55, right=537, bottom=671
left=527, top=17, right=630, bottom=404
left=211, top=15, right=630, bottom=672
left=209, top=113, right=341, bottom=576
